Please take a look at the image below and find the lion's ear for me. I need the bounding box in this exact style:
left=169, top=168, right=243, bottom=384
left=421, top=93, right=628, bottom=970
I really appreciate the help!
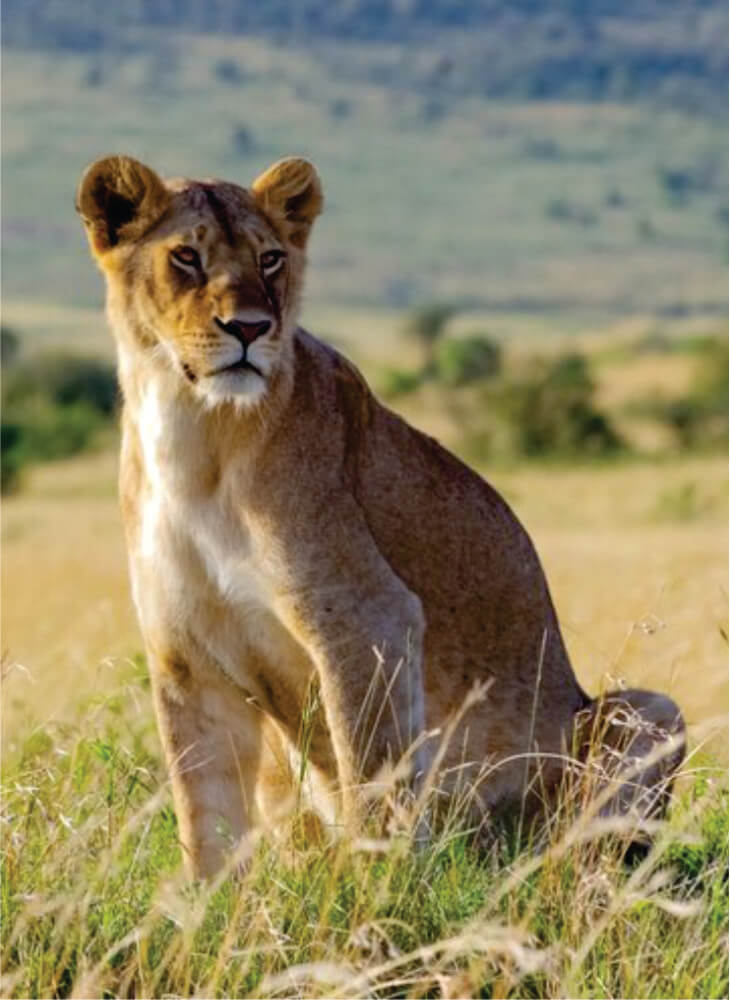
left=76, top=155, right=170, bottom=256
left=251, top=157, right=323, bottom=248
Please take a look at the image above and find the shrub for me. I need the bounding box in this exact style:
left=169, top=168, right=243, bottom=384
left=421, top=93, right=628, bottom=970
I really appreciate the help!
left=419, top=97, right=446, bottom=124
left=1, top=401, right=105, bottom=493
left=656, top=160, right=720, bottom=207
left=404, top=303, right=457, bottom=366
left=1, top=421, right=24, bottom=492
left=494, top=353, right=622, bottom=457
left=656, top=337, right=728, bottom=449
left=658, top=167, right=694, bottom=205
left=1, top=350, right=118, bottom=492
left=691, top=336, right=728, bottom=415
left=3, top=352, right=118, bottom=415
left=1, top=326, right=20, bottom=367
left=434, top=336, right=501, bottom=386
left=380, top=368, right=422, bottom=398
left=213, top=59, right=244, bottom=85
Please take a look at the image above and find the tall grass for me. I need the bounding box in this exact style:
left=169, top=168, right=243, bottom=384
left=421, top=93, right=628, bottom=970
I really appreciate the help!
left=2, top=658, right=727, bottom=998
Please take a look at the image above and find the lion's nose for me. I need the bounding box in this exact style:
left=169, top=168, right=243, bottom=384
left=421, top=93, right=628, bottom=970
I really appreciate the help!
left=215, top=317, right=271, bottom=345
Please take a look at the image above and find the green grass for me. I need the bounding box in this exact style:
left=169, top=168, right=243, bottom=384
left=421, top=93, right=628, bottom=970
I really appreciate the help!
left=2, top=660, right=727, bottom=998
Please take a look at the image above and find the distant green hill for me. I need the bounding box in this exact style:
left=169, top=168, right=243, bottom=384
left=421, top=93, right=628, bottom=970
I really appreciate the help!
left=3, top=0, right=727, bottom=112
left=2, top=1, right=727, bottom=327
left=3, top=29, right=726, bottom=320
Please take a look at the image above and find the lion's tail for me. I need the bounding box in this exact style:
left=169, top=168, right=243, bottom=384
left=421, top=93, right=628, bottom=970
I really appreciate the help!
left=574, top=687, right=686, bottom=825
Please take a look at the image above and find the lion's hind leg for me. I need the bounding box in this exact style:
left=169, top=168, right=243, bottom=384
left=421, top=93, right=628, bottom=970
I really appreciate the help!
left=575, top=688, right=686, bottom=832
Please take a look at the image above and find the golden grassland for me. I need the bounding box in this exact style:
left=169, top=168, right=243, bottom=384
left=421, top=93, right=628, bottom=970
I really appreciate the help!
left=3, top=445, right=726, bottom=763
left=1, top=314, right=727, bottom=999
left=2, top=305, right=726, bottom=754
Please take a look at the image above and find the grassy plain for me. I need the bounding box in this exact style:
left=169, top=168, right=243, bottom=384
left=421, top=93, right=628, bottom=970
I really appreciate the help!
left=2, top=700, right=727, bottom=998
left=2, top=296, right=727, bottom=998
left=3, top=304, right=727, bottom=752
left=2, top=438, right=728, bottom=997
left=3, top=441, right=726, bottom=762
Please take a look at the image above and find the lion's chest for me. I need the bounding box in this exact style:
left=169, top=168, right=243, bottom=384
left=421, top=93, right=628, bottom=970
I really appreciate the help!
left=136, top=466, right=271, bottom=616
left=128, top=387, right=289, bottom=689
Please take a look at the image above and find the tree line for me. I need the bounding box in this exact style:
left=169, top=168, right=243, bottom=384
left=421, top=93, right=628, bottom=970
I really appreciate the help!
left=3, top=0, right=726, bottom=112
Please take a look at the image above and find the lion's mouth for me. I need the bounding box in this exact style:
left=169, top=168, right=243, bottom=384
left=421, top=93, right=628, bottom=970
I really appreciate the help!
left=223, top=358, right=263, bottom=377
left=209, top=357, right=264, bottom=378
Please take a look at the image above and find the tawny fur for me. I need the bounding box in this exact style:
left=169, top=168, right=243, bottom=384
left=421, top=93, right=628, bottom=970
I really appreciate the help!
left=78, top=155, right=686, bottom=878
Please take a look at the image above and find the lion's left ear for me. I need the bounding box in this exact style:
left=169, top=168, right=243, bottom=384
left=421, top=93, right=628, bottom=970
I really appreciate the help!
left=251, top=157, right=323, bottom=248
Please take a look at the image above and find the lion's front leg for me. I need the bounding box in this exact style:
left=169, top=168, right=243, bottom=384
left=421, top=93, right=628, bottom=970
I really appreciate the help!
left=318, top=613, right=430, bottom=835
left=279, top=566, right=431, bottom=834
left=148, top=653, right=262, bottom=880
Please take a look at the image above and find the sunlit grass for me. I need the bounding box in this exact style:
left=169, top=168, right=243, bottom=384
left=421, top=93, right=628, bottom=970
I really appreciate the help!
left=1, top=659, right=727, bottom=999
left=1, top=302, right=726, bottom=997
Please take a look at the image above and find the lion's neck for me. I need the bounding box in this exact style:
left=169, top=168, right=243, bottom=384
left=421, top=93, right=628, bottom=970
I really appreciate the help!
left=113, top=315, right=295, bottom=499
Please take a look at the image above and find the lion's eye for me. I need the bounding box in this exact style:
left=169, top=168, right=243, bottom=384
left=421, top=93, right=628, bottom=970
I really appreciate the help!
left=170, top=246, right=201, bottom=269
left=260, top=249, right=286, bottom=276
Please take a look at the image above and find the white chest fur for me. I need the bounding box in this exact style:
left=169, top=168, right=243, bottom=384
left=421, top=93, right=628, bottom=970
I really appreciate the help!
left=127, top=381, right=312, bottom=726
left=133, top=383, right=270, bottom=618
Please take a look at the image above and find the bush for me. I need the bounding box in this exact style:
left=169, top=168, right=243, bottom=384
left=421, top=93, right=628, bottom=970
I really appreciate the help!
left=8, top=399, right=105, bottom=461
left=656, top=160, right=720, bottom=206
left=1, top=350, right=118, bottom=492
left=213, top=59, right=244, bottom=85
left=494, top=354, right=622, bottom=457
left=434, top=336, right=501, bottom=386
left=83, top=62, right=103, bottom=88
left=1, top=399, right=106, bottom=493
left=3, top=352, right=118, bottom=415
left=404, top=303, right=457, bottom=366
left=1, top=326, right=20, bottom=367
left=1, top=421, right=24, bottom=492
left=380, top=368, right=422, bottom=398
left=654, top=337, right=728, bottom=449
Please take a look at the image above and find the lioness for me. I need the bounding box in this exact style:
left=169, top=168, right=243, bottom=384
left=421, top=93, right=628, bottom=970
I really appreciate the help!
left=77, top=155, right=685, bottom=878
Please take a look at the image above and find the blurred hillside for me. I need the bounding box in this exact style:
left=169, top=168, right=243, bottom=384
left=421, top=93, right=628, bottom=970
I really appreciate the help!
left=2, top=18, right=727, bottom=321
left=4, top=0, right=728, bottom=112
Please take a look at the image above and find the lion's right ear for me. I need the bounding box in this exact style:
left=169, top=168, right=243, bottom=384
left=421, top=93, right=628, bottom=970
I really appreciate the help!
left=76, top=156, right=170, bottom=256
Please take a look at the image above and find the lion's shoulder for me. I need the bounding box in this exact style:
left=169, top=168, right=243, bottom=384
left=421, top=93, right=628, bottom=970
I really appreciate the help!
left=292, top=327, right=374, bottom=425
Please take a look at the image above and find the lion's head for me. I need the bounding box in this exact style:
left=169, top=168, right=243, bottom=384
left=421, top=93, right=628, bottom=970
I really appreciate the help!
left=77, top=155, right=322, bottom=406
